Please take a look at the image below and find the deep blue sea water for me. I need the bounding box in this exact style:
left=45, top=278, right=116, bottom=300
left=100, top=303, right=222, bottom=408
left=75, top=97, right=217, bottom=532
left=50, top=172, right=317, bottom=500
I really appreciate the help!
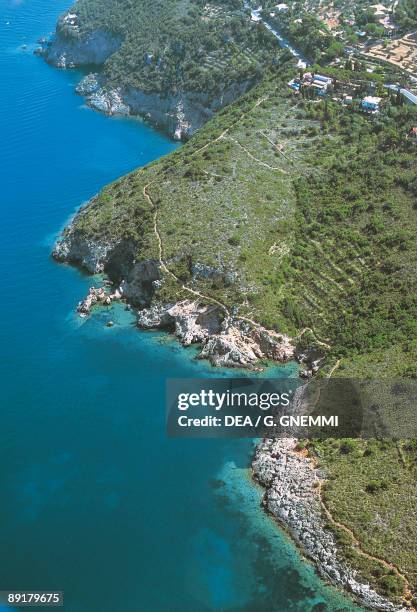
left=0, top=2, right=363, bottom=610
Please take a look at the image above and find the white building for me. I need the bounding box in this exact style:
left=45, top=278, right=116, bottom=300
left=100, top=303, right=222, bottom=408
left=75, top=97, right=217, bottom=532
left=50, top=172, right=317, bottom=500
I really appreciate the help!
left=361, top=96, right=382, bottom=113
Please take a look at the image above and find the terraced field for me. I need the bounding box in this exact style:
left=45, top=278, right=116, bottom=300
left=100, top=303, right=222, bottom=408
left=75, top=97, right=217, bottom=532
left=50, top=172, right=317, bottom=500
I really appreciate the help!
left=70, top=66, right=417, bottom=376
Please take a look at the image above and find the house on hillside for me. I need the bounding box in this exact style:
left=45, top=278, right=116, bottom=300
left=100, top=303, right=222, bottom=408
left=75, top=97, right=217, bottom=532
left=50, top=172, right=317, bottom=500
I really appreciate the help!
left=288, top=72, right=333, bottom=97
left=306, top=73, right=333, bottom=95
left=361, top=95, right=381, bottom=113
left=288, top=79, right=300, bottom=91
left=314, top=74, right=333, bottom=85
left=402, top=89, right=417, bottom=106
left=385, top=85, right=417, bottom=107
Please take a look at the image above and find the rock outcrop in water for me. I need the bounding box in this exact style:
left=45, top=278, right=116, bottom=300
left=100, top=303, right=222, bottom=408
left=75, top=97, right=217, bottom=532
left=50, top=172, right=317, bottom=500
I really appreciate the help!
left=77, top=286, right=122, bottom=316
left=137, top=300, right=294, bottom=368
left=253, top=439, right=408, bottom=612
left=53, top=216, right=295, bottom=369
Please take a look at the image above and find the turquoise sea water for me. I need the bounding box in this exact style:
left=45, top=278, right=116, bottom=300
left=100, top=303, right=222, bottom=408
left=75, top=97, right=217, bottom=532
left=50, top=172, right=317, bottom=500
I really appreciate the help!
left=0, top=1, right=363, bottom=610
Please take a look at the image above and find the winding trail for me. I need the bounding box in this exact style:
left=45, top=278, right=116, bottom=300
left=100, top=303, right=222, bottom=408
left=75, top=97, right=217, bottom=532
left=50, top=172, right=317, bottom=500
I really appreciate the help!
left=314, top=474, right=414, bottom=606
left=143, top=182, right=230, bottom=316
left=327, top=358, right=341, bottom=378
left=141, top=93, right=327, bottom=348
left=296, top=327, right=331, bottom=350
left=226, top=136, right=288, bottom=173
left=142, top=95, right=270, bottom=320
left=396, top=441, right=408, bottom=469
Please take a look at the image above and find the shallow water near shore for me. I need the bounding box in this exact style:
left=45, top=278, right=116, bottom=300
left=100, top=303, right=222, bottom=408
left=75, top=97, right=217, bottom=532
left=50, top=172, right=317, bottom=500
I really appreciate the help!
left=0, top=1, right=363, bottom=610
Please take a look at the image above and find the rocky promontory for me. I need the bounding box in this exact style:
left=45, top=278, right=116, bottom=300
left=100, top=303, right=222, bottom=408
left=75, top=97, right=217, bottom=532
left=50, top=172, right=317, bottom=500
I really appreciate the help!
left=42, top=11, right=122, bottom=68
left=137, top=300, right=295, bottom=368
left=39, top=10, right=253, bottom=139
left=76, top=68, right=251, bottom=139
left=52, top=216, right=295, bottom=369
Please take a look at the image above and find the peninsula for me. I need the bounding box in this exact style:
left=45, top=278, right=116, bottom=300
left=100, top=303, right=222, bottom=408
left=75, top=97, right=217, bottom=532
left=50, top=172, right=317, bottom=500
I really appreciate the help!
left=41, top=0, right=417, bottom=608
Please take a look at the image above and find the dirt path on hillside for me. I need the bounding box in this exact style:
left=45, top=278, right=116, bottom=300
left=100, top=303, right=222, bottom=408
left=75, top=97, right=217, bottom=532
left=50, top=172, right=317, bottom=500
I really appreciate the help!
left=226, top=136, right=288, bottom=172
left=310, top=458, right=414, bottom=607
left=142, top=94, right=328, bottom=345
left=142, top=96, right=270, bottom=319
left=296, top=327, right=331, bottom=349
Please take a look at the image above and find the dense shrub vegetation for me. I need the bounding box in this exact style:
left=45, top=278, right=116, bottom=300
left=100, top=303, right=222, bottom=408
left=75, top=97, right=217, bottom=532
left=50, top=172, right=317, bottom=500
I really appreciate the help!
left=61, top=0, right=280, bottom=93
left=395, top=0, right=417, bottom=31
left=311, top=438, right=417, bottom=603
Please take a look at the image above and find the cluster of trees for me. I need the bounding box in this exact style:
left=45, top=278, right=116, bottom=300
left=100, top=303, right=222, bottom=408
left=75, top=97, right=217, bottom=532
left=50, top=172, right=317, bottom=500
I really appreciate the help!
left=354, top=7, right=386, bottom=38
left=267, top=11, right=339, bottom=62
left=286, top=100, right=417, bottom=369
left=394, top=0, right=417, bottom=31
left=70, top=0, right=280, bottom=94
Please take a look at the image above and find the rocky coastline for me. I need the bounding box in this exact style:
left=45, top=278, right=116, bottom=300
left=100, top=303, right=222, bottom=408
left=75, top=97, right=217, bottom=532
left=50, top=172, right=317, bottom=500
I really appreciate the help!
left=46, top=12, right=406, bottom=608
left=38, top=12, right=253, bottom=140
left=54, top=210, right=409, bottom=612
left=53, top=216, right=296, bottom=369
left=137, top=300, right=295, bottom=368
left=74, top=72, right=252, bottom=139
left=253, top=439, right=408, bottom=612
left=71, top=284, right=296, bottom=368
left=60, top=271, right=296, bottom=369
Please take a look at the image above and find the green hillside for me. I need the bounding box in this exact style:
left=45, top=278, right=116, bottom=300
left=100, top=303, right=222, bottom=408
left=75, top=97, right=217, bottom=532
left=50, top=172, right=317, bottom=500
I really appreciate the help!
left=69, top=66, right=417, bottom=376
left=56, top=51, right=417, bottom=604
left=312, top=437, right=417, bottom=606
left=58, top=0, right=280, bottom=93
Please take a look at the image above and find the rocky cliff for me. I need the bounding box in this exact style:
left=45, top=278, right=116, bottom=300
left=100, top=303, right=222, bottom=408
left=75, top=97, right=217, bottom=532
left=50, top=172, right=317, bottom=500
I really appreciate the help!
left=53, top=211, right=295, bottom=369
left=43, top=14, right=122, bottom=68
left=123, top=80, right=253, bottom=140
left=75, top=73, right=252, bottom=139
left=41, top=10, right=253, bottom=139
